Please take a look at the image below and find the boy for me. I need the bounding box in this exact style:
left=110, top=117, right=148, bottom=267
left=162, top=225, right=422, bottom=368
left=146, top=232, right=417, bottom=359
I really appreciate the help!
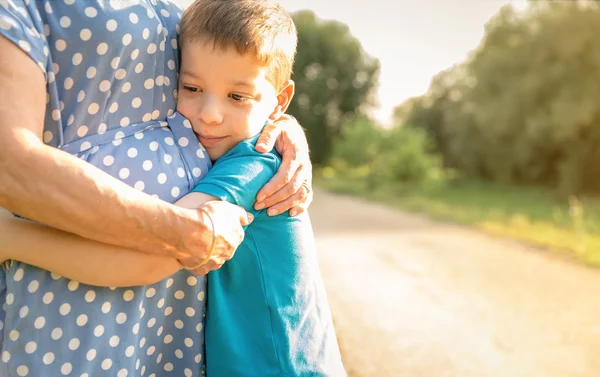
left=0, top=0, right=346, bottom=375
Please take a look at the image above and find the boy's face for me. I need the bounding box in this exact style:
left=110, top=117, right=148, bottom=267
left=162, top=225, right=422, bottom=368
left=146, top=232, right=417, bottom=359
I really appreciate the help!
left=177, top=40, right=293, bottom=160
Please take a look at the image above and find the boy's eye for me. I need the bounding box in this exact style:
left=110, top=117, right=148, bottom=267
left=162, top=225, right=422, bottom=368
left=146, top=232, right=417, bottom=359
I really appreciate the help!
left=229, top=93, right=248, bottom=102
left=183, top=86, right=201, bottom=93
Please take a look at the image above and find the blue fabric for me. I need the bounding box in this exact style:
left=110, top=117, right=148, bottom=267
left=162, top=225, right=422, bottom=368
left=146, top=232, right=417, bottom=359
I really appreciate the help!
left=192, top=134, right=346, bottom=377
left=0, top=1, right=212, bottom=376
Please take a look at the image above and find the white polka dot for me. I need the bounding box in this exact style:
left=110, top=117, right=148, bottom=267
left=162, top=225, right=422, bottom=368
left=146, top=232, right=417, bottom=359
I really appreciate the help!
left=61, top=362, right=72, bottom=375
left=118, top=369, right=128, bottom=377
left=128, top=12, right=139, bottom=23
left=121, top=82, right=132, bottom=93
left=51, top=328, right=62, bottom=340
left=131, top=97, right=142, bottom=108
left=174, top=290, right=184, bottom=299
left=59, top=16, right=71, bottom=28
left=97, top=42, right=108, bottom=55
left=146, top=345, right=156, bottom=356
left=157, top=326, right=164, bottom=336
left=1, top=351, right=9, bottom=363
left=26, top=280, right=39, bottom=294
left=72, top=52, right=82, bottom=65
left=24, top=341, right=37, bottom=354
left=192, top=167, right=202, bottom=177
left=116, top=312, right=127, bottom=324
left=98, top=302, right=111, bottom=315
left=109, top=335, right=120, bottom=347
left=195, top=354, right=202, bottom=363
left=135, top=359, right=140, bottom=370
left=33, top=316, right=46, bottom=329
left=197, top=291, right=205, bottom=301
left=43, top=352, right=55, bottom=365
left=125, top=346, right=135, bottom=357
left=103, top=155, right=115, bottom=167
left=159, top=40, right=166, bottom=51
left=42, top=292, right=54, bottom=304
left=157, top=298, right=165, bottom=309
left=164, top=154, right=172, bottom=164
left=44, top=1, right=53, bottom=13
left=80, top=142, right=91, bottom=152
left=157, top=173, right=167, bottom=184
left=87, top=102, right=100, bottom=115
left=118, top=118, right=129, bottom=128
left=163, top=334, right=173, bottom=344
left=80, top=28, right=92, bottom=41
left=174, top=349, right=183, bottom=359
left=96, top=124, right=107, bottom=136
left=177, top=168, right=185, bottom=178
left=135, top=62, right=144, bottom=73
left=168, top=186, right=180, bottom=198
left=178, top=137, right=190, bottom=147
left=66, top=114, right=76, bottom=126
left=123, top=290, right=134, bottom=301
left=59, top=303, right=71, bottom=315
left=147, top=43, right=157, bottom=54
left=132, top=323, right=140, bottom=335
left=16, top=365, right=28, bottom=376
left=68, top=338, right=80, bottom=350
left=184, top=368, right=193, bottom=377
left=122, top=33, right=132, bottom=46
left=168, top=60, right=175, bottom=70
left=166, top=278, right=174, bottom=288
left=115, top=68, right=127, bottom=80
left=155, top=76, right=164, bottom=86
left=19, top=306, right=28, bottom=318
left=186, top=307, right=197, bottom=317
left=196, top=322, right=203, bottom=332
left=164, top=137, right=174, bottom=146
left=184, top=338, right=194, bottom=348
left=5, top=293, right=13, bottom=305
left=165, top=306, right=173, bottom=316
left=152, top=110, right=160, bottom=119
left=140, top=160, right=153, bottom=172
left=144, top=79, right=154, bottom=90
left=119, top=168, right=130, bottom=179
left=131, top=180, right=145, bottom=192
left=77, top=90, right=86, bottom=102
left=146, top=317, right=156, bottom=328
left=8, top=330, right=18, bottom=341
left=51, top=109, right=60, bottom=121
left=66, top=280, right=79, bottom=291
left=111, top=56, right=120, bottom=70
left=164, top=363, right=174, bottom=372
left=106, top=19, right=117, bottom=31
left=86, top=349, right=96, bottom=361
left=75, top=125, right=88, bottom=137
left=86, top=66, right=96, bottom=79
left=174, top=320, right=184, bottom=329
left=85, top=7, right=97, bottom=17
left=42, top=130, right=54, bottom=143
left=52, top=272, right=61, bottom=280
left=56, top=39, right=67, bottom=51
left=76, top=314, right=88, bottom=327
left=161, top=9, right=170, bottom=17
left=64, top=77, right=74, bottom=90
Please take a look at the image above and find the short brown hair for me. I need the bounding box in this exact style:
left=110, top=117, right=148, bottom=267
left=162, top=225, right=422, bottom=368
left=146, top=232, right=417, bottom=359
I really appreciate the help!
left=180, top=0, right=297, bottom=90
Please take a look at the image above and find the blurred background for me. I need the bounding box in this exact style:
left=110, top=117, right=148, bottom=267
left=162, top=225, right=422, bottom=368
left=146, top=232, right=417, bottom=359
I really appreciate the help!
left=176, top=0, right=600, bottom=375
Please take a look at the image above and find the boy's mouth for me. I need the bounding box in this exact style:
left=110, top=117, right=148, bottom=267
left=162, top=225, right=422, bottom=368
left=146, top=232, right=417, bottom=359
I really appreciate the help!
left=196, top=132, right=228, bottom=147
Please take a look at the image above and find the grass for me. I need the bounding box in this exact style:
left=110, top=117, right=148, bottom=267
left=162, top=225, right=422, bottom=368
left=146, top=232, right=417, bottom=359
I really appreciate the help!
left=316, top=169, right=600, bottom=266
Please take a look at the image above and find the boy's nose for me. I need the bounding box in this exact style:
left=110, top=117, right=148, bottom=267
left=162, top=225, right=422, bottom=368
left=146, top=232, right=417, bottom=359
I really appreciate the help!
left=198, top=96, right=223, bottom=125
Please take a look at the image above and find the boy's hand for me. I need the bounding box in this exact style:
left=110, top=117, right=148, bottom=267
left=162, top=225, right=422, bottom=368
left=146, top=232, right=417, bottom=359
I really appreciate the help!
left=254, top=115, right=313, bottom=217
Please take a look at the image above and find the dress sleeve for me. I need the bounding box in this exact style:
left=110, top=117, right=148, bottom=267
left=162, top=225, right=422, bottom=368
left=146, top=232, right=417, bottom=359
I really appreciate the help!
left=0, top=0, right=49, bottom=76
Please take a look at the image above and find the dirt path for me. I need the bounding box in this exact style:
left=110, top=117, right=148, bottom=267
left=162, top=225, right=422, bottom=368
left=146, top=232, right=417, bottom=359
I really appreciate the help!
left=310, top=190, right=600, bottom=377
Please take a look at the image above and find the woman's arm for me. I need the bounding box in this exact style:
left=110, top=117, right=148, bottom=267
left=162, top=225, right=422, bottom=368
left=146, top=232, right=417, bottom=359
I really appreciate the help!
left=0, top=36, right=248, bottom=270
left=0, top=193, right=219, bottom=287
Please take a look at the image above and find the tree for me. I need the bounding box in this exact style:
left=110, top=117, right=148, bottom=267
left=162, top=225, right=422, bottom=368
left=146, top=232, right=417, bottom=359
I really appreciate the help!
left=289, top=11, right=380, bottom=165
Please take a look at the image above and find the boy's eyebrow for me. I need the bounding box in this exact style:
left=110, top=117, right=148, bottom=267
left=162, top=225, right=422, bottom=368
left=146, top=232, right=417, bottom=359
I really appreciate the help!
left=180, top=69, right=199, bottom=78
left=230, top=80, right=254, bottom=89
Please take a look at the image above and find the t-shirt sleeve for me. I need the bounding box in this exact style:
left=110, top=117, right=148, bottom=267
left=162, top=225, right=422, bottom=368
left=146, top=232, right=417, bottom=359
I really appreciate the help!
left=191, top=143, right=280, bottom=212
left=0, top=0, right=49, bottom=76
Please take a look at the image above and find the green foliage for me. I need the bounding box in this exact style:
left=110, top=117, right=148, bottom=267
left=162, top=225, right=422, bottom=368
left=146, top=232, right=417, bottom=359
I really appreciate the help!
left=289, top=11, right=380, bottom=166
left=399, top=1, right=600, bottom=196
left=331, top=116, right=443, bottom=189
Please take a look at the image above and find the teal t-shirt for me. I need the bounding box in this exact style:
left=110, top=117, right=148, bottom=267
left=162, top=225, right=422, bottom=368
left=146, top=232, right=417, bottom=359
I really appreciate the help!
left=191, top=134, right=346, bottom=377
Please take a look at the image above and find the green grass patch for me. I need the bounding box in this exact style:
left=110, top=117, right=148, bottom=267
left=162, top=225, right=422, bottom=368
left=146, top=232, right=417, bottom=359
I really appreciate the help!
left=316, top=170, right=600, bottom=266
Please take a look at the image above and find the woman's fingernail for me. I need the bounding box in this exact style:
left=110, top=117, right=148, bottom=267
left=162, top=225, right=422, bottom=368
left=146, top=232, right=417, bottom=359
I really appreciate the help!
left=255, top=202, right=265, bottom=210
left=290, top=209, right=297, bottom=217
left=256, top=194, right=265, bottom=202
left=268, top=209, right=277, bottom=216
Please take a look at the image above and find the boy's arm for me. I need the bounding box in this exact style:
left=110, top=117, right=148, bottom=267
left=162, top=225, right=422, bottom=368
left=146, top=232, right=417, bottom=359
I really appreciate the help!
left=0, top=191, right=217, bottom=287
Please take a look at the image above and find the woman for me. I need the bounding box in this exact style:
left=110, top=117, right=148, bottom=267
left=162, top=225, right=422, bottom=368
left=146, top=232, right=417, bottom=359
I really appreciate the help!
left=0, top=1, right=312, bottom=376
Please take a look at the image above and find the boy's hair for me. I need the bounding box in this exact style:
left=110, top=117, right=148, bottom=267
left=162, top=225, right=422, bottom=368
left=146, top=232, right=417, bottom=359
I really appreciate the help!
left=180, top=0, right=297, bottom=90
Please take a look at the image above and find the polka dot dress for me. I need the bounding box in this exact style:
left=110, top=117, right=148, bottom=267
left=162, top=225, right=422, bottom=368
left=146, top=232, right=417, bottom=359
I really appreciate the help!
left=0, top=1, right=211, bottom=376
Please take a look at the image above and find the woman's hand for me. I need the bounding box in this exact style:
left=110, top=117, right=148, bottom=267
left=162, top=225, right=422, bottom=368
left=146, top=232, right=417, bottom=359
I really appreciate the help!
left=177, top=200, right=253, bottom=275
left=254, top=114, right=313, bottom=217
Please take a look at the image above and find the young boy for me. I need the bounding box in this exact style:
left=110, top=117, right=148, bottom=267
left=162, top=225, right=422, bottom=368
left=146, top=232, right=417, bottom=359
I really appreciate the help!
left=0, top=0, right=346, bottom=375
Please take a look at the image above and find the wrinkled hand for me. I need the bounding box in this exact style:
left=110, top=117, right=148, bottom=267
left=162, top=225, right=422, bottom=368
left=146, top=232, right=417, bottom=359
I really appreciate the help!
left=254, top=114, right=313, bottom=216
left=177, top=200, right=252, bottom=275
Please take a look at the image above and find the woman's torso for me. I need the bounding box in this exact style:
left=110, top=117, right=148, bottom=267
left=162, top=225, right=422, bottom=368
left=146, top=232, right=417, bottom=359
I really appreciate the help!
left=0, top=1, right=210, bottom=376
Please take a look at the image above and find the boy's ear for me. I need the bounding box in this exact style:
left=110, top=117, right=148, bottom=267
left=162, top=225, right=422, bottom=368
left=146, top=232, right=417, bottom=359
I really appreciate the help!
left=269, top=80, right=295, bottom=121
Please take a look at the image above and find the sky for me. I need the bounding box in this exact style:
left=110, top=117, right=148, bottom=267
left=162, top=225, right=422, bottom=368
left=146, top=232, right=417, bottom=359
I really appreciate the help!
left=174, top=0, right=527, bottom=125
